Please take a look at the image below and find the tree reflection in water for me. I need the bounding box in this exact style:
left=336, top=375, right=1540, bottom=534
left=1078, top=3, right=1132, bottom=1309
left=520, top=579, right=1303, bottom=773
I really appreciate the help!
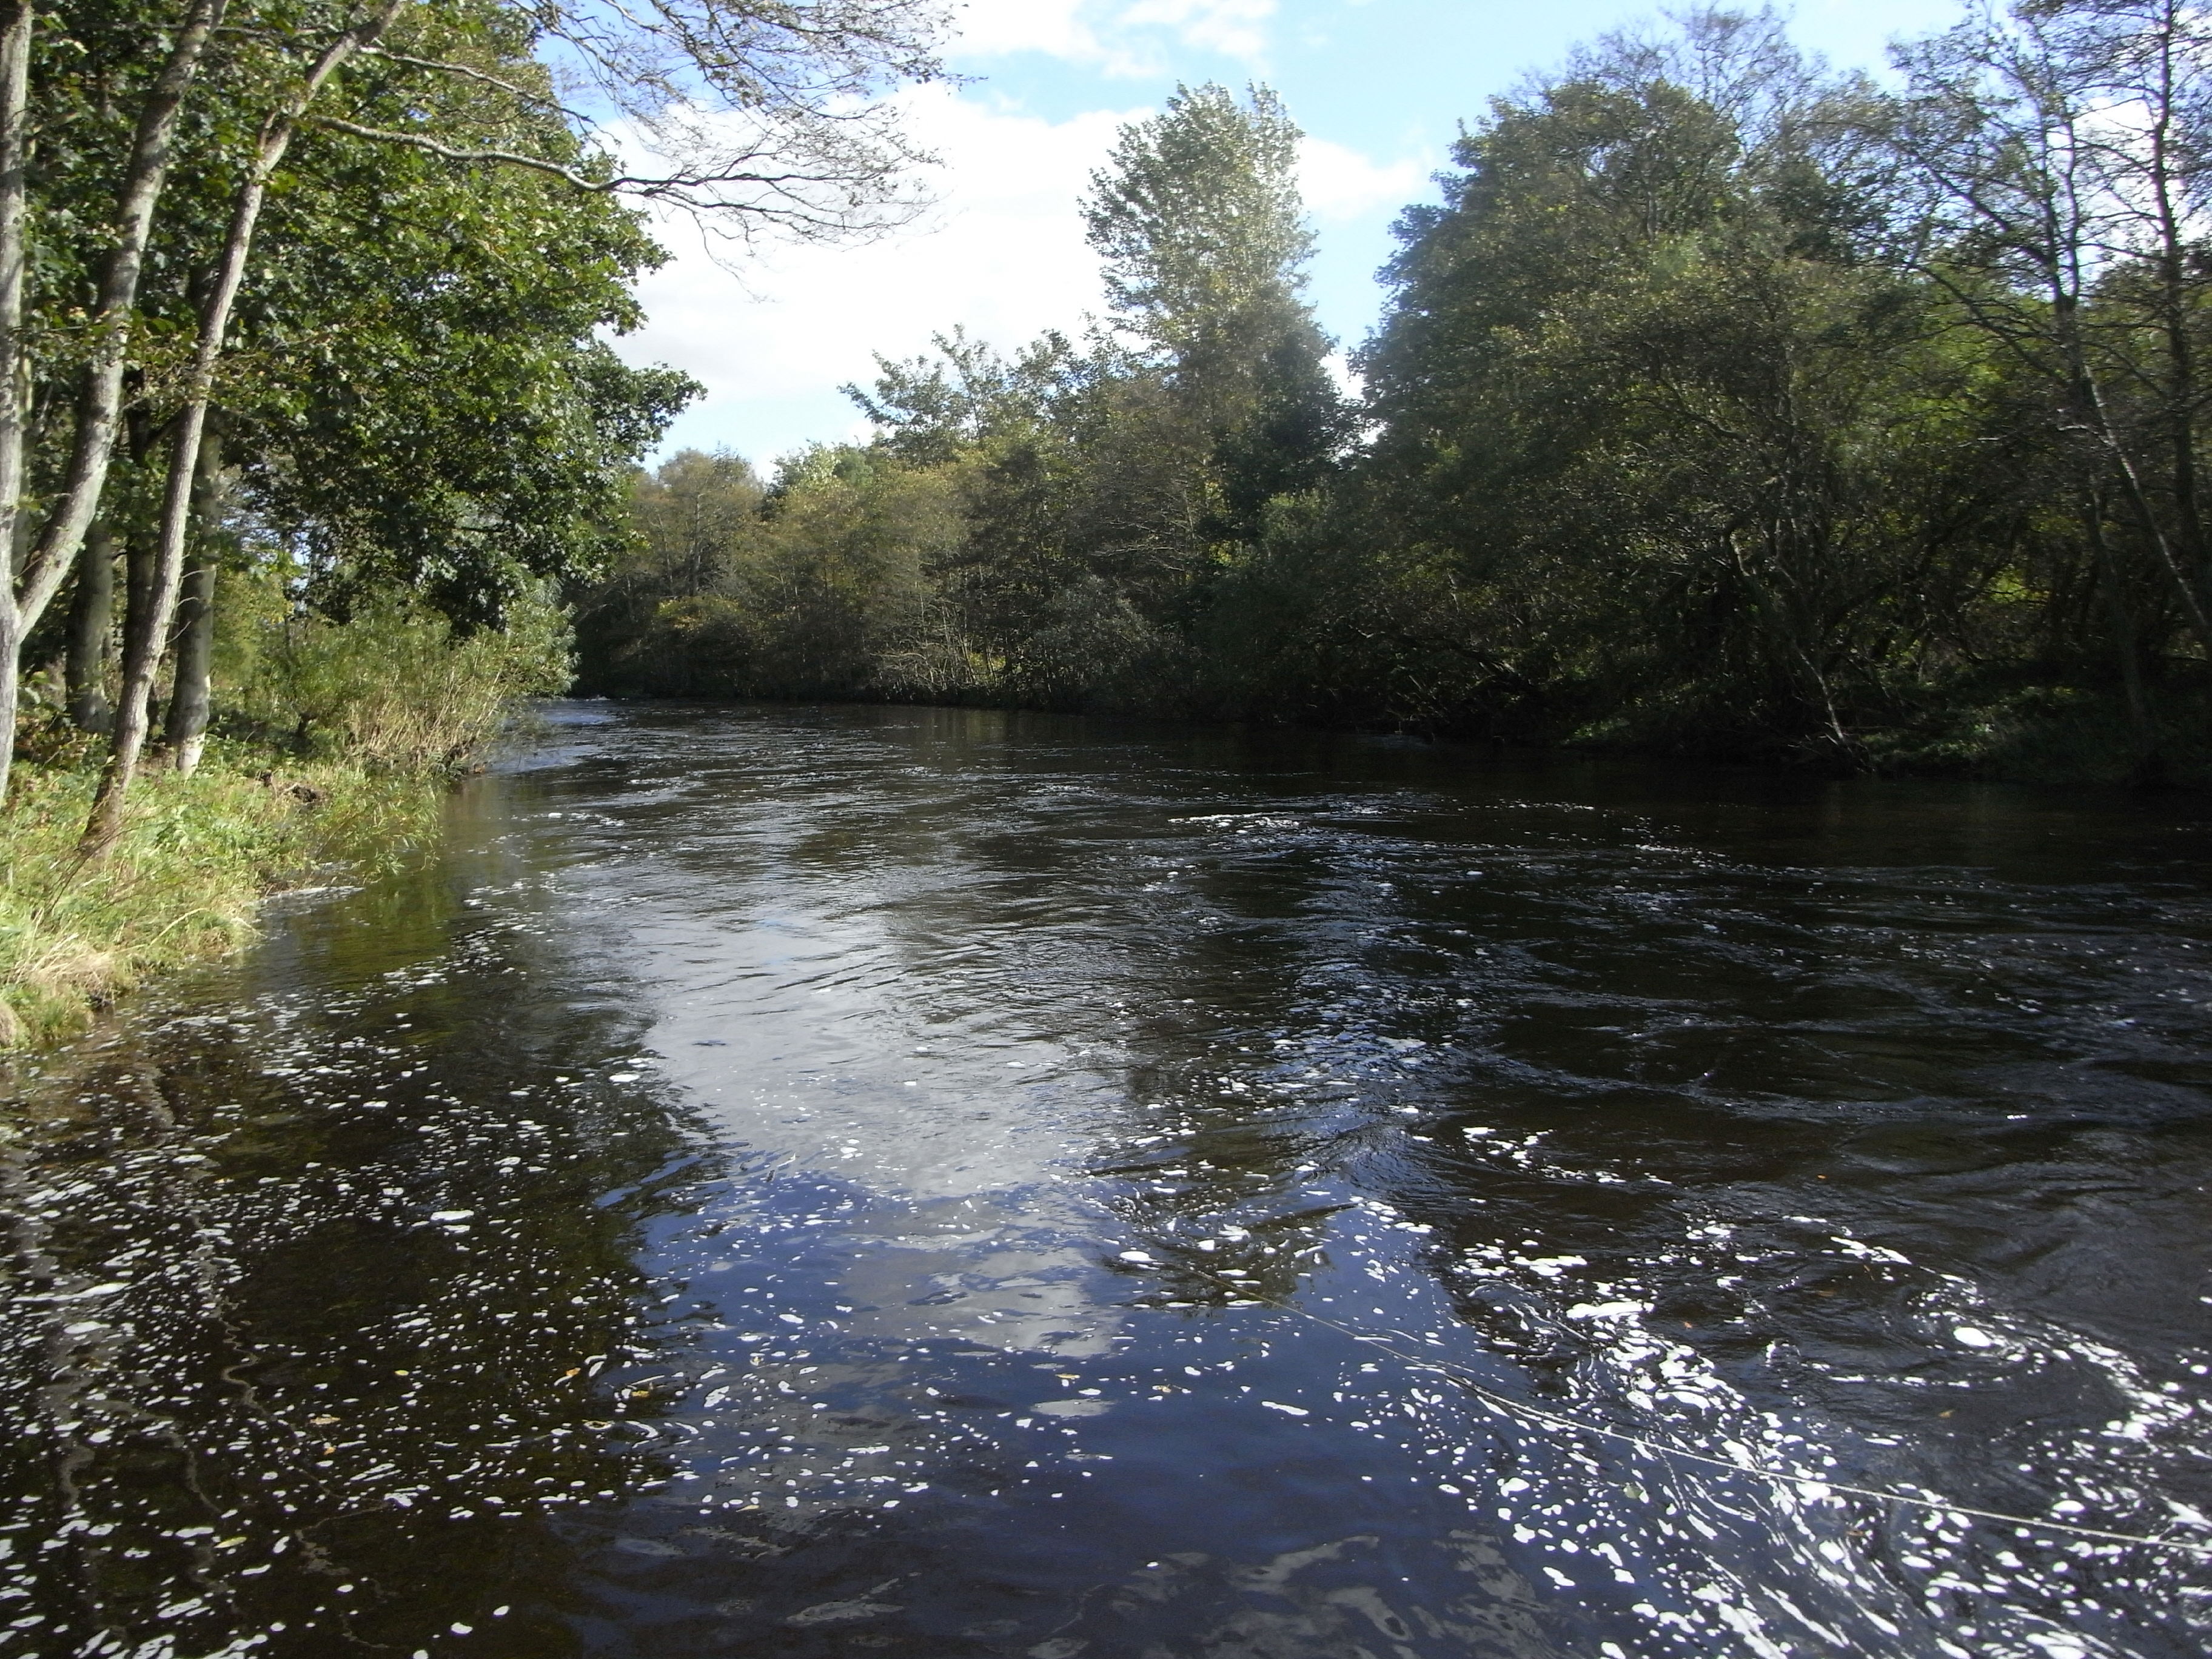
left=2, top=702, right=2208, bottom=1658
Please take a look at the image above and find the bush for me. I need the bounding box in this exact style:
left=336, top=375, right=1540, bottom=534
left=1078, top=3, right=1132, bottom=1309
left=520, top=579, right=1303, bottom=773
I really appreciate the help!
left=226, top=583, right=572, bottom=768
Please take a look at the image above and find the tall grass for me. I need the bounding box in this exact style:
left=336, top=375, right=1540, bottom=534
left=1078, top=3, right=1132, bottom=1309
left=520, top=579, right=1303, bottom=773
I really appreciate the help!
left=0, top=746, right=441, bottom=1048
left=1, top=583, right=573, bottom=1049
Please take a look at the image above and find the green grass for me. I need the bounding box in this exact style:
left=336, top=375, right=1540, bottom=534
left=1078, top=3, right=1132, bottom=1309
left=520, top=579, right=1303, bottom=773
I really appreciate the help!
left=0, top=736, right=442, bottom=1050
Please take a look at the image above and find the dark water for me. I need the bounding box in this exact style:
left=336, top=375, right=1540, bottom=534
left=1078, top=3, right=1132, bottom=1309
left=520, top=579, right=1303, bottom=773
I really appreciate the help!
left=5, top=702, right=2211, bottom=1659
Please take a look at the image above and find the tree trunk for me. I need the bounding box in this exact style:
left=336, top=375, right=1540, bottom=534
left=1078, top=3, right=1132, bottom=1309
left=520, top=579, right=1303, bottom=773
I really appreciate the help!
left=2082, top=493, right=2156, bottom=767
left=122, top=531, right=154, bottom=667
left=2103, top=572, right=2153, bottom=751
left=2141, top=8, right=2212, bottom=637
left=4, top=0, right=229, bottom=649
left=65, top=525, right=115, bottom=732
left=82, top=0, right=411, bottom=852
left=161, top=562, right=214, bottom=774
left=100, top=525, right=164, bottom=809
left=0, top=601, right=17, bottom=811
left=0, top=0, right=33, bottom=803
left=161, top=429, right=226, bottom=774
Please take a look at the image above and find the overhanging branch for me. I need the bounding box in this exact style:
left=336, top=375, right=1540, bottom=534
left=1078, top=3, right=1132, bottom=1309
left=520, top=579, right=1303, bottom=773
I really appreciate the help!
left=309, top=114, right=611, bottom=190
left=358, top=46, right=577, bottom=117
left=306, top=113, right=922, bottom=240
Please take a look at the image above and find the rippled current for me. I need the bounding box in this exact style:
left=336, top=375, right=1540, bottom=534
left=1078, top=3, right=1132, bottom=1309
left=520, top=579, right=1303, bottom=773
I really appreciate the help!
left=4, top=702, right=2211, bottom=1658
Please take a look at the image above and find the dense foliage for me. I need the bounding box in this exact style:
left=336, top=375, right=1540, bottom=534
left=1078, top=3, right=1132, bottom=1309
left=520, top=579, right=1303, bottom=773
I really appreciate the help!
left=0, top=0, right=950, bottom=1042
left=0, top=0, right=951, bottom=823
left=583, top=5, right=2212, bottom=785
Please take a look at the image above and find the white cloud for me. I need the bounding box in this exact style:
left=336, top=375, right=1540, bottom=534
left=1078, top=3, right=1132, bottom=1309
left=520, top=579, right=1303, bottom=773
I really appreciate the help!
left=613, top=87, right=1134, bottom=463
left=951, top=0, right=1276, bottom=70
left=1120, top=0, right=1276, bottom=59
left=954, top=0, right=1102, bottom=60
left=1298, top=135, right=1423, bottom=221
left=610, top=82, right=1419, bottom=464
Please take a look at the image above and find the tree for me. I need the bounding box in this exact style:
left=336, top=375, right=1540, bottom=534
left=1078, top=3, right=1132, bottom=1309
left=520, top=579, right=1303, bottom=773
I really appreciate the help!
left=1081, top=81, right=1343, bottom=548
left=577, top=444, right=964, bottom=699
left=0, top=0, right=953, bottom=833
left=1009, top=81, right=1349, bottom=666
left=19, top=0, right=692, bottom=791
left=1085, top=83, right=1310, bottom=369
left=0, top=0, right=233, bottom=800
left=627, top=449, right=769, bottom=602
left=572, top=9, right=2201, bottom=781
left=1357, top=11, right=2036, bottom=757
left=846, top=326, right=1076, bottom=466
left=330, top=0, right=951, bottom=238
left=1892, top=0, right=2212, bottom=700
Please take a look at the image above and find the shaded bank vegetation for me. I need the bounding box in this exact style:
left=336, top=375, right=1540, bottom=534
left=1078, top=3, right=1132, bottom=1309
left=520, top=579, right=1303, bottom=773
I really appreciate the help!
left=2, top=584, right=578, bottom=1044
left=581, top=3, right=2212, bottom=786
left=0, top=0, right=956, bottom=817
left=0, top=0, right=955, bottom=1042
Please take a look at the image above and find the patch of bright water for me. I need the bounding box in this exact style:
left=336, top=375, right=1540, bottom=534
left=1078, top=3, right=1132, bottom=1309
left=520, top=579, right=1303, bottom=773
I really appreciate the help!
left=2, top=702, right=2209, bottom=1657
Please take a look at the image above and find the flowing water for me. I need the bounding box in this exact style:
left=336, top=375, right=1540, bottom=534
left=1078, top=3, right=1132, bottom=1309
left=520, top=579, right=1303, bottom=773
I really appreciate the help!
left=4, top=701, right=2211, bottom=1659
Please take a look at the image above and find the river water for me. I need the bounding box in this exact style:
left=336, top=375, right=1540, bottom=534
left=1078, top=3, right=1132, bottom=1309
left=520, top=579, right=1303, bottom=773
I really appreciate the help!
left=4, top=701, right=2210, bottom=1659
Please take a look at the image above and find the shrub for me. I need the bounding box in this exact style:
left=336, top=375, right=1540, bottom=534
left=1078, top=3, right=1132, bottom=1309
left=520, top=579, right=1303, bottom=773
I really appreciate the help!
left=226, top=583, right=572, bottom=768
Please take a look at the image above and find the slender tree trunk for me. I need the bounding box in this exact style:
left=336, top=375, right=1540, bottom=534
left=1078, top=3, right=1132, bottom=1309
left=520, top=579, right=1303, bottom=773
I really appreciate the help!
left=0, top=0, right=33, bottom=803
left=122, top=529, right=153, bottom=685
left=4, top=0, right=229, bottom=649
left=83, top=0, right=410, bottom=851
left=2088, top=516, right=2154, bottom=748
left=161, top=563, right=214, bottom=774
left=161, top=425, right=226, bottom=774
left=65, top=525, right=115, bottom=732
left=2047, top=285, right=2212, bottom=668
left=2110, top=599, right=2152, bottom=746
left=2143, top=7, right=2212, bottom=630
left=2084, top=378, right=2212, bottom=660
left=104, top=525, right=163, bottom=797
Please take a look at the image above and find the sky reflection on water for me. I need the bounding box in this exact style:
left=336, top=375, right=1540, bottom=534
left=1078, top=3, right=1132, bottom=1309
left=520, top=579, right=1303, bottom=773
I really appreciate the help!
left=2, top=702, right=2209, bottom=1658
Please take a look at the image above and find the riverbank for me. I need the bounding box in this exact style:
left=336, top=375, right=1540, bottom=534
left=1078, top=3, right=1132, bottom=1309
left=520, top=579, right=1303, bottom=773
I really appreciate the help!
left=0, top=739, right=442, bottom=1050
left=578, top=679, right=2212, bottom=791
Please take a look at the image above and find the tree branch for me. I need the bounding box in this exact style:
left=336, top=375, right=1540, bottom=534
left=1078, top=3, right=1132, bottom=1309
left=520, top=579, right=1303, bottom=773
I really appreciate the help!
left=357, top=45, right=577, bottom=117
left=309, top=115, right=614, bottom=190
left=307, top=112, right=922, bottom=240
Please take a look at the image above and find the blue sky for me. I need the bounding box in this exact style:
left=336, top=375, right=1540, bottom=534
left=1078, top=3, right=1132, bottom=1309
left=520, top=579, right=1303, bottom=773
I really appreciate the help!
left=614, top=0, right=1959, bottom=468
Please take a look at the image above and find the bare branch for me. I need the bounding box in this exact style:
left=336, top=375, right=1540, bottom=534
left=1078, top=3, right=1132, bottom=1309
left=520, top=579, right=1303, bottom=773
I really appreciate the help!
left=359, top=45, right=577, bottom=116
left=310, top=114, right=611, bottom=190
left=307, top=109, right=929, bottom=244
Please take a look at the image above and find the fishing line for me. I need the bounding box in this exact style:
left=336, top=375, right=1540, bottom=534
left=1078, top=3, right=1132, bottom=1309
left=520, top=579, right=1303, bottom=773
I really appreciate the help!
left=1180, top=1266, right=2212, bottom=1561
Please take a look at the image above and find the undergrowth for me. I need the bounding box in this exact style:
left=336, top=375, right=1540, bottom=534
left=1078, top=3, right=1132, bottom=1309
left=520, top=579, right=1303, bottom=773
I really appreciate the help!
left=0, top=580, right=569, bottom=1050
left=0, top=737, right=441, bottom=1050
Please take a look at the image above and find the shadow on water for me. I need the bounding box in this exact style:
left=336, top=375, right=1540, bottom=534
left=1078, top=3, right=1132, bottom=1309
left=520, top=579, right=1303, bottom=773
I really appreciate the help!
left=2, top=700, right=2209, bottom=1658
left=0, top=774, right=709, bottom=1656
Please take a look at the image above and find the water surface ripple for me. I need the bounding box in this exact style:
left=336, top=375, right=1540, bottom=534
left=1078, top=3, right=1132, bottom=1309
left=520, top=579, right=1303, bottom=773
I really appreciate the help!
left=4, top=702, right=2210, bottom=1658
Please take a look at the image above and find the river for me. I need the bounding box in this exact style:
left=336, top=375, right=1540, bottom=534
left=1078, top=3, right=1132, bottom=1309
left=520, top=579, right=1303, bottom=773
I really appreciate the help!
left=3, top=700, right=2210, bottom=1658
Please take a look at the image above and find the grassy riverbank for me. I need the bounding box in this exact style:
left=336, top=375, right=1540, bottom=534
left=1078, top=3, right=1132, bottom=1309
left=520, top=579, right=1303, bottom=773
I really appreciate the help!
left=0, top=585, right=572, bottom=1050
left=0, top=739, right=443, bottom=1050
